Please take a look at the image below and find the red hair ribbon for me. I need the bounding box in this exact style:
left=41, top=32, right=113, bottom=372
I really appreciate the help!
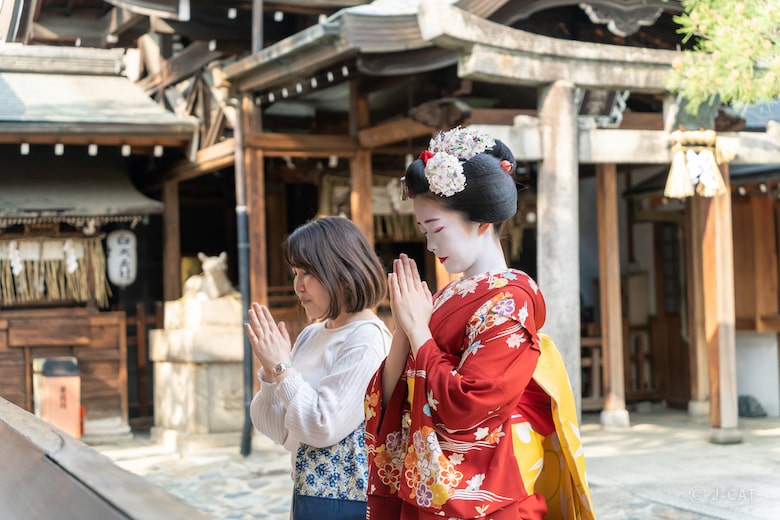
left=500, top=160, right=513, bottom=173
left=419, top=150, right=435, bottom=164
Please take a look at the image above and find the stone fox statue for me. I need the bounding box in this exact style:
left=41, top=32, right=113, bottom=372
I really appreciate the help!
left=182, top=252, right=238, bottom=299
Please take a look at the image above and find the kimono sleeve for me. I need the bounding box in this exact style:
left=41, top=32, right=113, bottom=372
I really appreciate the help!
left=414, top=283, right=542, bottom=432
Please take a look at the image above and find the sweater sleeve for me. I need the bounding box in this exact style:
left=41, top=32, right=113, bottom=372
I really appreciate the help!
left=278, top=323, right=390, bottom=448
left=250, top=369, right=291, bottom=448
left=414, top=285, right=541, bottom=432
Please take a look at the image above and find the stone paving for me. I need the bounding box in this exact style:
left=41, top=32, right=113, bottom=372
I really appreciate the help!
left=92, top=409, right=780, bottom=519
left=95, top=435, right=293, bottom=520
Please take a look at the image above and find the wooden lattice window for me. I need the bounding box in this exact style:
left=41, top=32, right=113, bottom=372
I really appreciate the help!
left=661, top=223, right=682, bottom=314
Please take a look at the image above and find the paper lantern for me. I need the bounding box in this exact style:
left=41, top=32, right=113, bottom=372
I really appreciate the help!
left=106, top=230, right=137, bottom=288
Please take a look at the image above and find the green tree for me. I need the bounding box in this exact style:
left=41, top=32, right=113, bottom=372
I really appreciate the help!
left=668, top=0, right=780, bottom=113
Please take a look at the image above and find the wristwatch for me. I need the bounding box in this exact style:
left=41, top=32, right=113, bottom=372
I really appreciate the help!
left=273, top=362, right=294, bottom=377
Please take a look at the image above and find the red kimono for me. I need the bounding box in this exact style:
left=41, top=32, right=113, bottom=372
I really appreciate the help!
left=364, top=269, right=553, bottom=519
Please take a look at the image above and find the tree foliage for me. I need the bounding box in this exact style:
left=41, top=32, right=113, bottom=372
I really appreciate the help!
left=668, top=0, right=780, bottom=113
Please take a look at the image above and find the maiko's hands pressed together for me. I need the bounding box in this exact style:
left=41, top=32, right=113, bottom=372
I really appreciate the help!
left=389, top=253, right=433, bottom=356
left=245, top=302, right=292, bottom=380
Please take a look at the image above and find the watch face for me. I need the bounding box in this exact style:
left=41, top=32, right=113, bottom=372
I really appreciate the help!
left=274, top=362, right=292, bottom=376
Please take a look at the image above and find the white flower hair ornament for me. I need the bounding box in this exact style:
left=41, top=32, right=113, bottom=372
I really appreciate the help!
left=420, top=127, right=496, bottom=197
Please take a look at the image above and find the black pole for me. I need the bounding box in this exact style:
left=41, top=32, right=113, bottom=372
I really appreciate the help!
left=237, top=202, right=252, bottom=457
left=235, top=96, right=253, bottom=456
left=238, top=0, right=264, bottom=457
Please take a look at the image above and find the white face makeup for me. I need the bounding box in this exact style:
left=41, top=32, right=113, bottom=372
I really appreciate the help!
left=292, top=268, right=330, bottom=321
left=413, top=197, right=484, bottom=276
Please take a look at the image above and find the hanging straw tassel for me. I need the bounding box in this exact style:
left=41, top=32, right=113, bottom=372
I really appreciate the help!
left=664, top=146, right=695, bottom=199
left=695, top=148, right=727, bottom=197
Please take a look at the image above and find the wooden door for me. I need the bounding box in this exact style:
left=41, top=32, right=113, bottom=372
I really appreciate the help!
left=652, top=221, right=691, bottom=408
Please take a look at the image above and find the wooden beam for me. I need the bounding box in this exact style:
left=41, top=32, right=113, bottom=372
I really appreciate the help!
left=138, top=33, right=163, bottom=80
left=159, top=41, right=223, bottom=90
left=245, top=132, right=357, bottom=157
left=465, top=109, right=663, bottom=133
left=620, top=112, right=665, bottom=130
left=223, top=24, right=349, bottom=93
left=104, top=8, right=145, bottom=37
left=0, top=124, right=193, bottom=147
left=31, top=19, right=98, bottom=46
left=203, top=109, right=226, bottom=149
left=464, top=108, right=536, bottom=126
left=30, top=7, right=143, bottom=46
left=500, top=124, right=780, bottom=164
left=164, top=137, right=235, bottom=184
left=358, top=118, right=435, bottom=148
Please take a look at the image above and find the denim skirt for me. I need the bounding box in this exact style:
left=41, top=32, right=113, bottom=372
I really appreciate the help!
left=291, top=494, right=366, bottom=520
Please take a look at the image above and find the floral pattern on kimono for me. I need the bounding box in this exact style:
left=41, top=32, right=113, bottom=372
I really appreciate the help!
left=366, top=270, right=555, bottom=519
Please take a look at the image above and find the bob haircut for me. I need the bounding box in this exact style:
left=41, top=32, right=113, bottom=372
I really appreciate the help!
left=404, top=137, right=518, bottom=228
left=283, top=215, right=387, bottom=321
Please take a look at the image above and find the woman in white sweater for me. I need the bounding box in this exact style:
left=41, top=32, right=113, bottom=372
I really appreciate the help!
left=246, top=216, right=392, bottom=520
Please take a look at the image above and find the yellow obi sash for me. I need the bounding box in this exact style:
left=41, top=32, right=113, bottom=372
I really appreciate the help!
left=531, top=333, right=595, bottom=519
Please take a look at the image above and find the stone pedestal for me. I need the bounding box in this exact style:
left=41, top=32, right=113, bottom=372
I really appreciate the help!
left=150, top=295, right=245, bottom=452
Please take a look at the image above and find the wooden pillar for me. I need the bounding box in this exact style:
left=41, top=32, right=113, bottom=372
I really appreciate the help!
left=686, top=196, right=710, bottom=416
left=349, top=80, right=374, bottom=247
left=238, top=94, right=267, bottom=307
left=350, top=149, right=374, bottom=245
left=596, top=163, right=630, bottom=428
left=705, top=164, right=742, bottom=443
left=162, top=180, right=181, bottom=302
left=349, top=81, right=374, bottom=245
left=537, top=80, right=583, bottom=416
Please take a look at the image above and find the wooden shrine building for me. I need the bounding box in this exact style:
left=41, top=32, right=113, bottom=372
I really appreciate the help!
left=220, top=0, right=780, bottom=443
left=0, top=44, right=198, bottom=436
left=2, top=0, right=780, bottom=445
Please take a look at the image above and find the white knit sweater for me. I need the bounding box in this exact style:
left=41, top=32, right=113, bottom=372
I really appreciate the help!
left=250, top=317, right=391, bottom=452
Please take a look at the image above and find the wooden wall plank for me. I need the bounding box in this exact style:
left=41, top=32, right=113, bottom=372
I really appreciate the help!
left=732, top=197, right=755, bottom=324
left=8, top=320, right=90, bottom=347
left=752, top=196, right=779, bottom=332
